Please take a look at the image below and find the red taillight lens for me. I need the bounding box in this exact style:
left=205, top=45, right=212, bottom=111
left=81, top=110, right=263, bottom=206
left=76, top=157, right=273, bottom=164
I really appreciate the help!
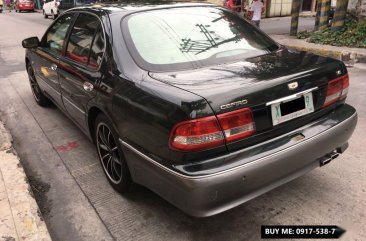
left=323, top=74, right=349, bottom=108
left=217, top=108, right=255, bottom=142
left=340, top=74, right=349, bottom=99
left=169, top=116, right=224, bottom=151
left=169, top=108, right=256, bottom=152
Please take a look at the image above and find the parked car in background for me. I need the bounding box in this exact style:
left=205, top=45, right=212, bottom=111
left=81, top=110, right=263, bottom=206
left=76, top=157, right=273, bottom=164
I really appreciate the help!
left=22, top=3, right=357, bottom=217
left=42, top=0, right=60, bottom=19
left=74, top=0, right=94, bottom=6
left=0, top=0, right=3, bottom=13
left=15, top=0, right=35, bottom=12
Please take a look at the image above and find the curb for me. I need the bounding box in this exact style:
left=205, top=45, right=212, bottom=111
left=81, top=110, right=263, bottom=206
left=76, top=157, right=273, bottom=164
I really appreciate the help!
left=270, top=34, right=366, bottom=64
left=0, top=121, right=52, bottom=241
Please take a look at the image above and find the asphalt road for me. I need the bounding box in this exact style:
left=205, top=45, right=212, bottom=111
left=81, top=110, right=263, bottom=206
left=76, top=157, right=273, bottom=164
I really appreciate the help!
left=261, top=16, right=315, bottom=35
left=0, top=11, right=365, bottom=241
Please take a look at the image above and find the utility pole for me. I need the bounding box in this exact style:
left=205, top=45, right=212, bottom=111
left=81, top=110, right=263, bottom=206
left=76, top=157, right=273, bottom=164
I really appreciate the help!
left=314, top=0, right=321, bottom=30
left=290, top=0, right=302, bottom=36
left=318, top=0, right=331, bottom=30
left=331, top=0, right=349, bottom=31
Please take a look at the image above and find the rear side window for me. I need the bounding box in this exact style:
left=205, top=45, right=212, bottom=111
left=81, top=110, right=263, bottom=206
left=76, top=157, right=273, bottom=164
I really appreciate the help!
left=66, top=13, right=100, bottom=66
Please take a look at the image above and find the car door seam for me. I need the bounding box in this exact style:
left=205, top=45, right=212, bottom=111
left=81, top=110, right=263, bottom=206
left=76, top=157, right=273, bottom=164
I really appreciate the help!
left=63, top=96, right=86, bottom=114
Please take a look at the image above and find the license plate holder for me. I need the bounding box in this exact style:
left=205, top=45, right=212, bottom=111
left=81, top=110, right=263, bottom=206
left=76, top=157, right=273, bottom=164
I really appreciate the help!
left=271, top=92, right=314, bottom=126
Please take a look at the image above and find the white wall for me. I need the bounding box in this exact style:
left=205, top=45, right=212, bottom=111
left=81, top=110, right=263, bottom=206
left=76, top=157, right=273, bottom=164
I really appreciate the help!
left=348, top=0, right=358, bottom=9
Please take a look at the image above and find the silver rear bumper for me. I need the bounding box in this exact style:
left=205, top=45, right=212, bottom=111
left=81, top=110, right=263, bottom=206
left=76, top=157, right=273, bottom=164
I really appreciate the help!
left=121, top=104, right=357, bottom=217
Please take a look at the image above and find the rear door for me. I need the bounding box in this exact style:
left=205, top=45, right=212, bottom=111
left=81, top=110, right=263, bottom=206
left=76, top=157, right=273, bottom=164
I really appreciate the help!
left=32, top=13, right=75, bottom=108
left=58, top=13, right=105, bottom=131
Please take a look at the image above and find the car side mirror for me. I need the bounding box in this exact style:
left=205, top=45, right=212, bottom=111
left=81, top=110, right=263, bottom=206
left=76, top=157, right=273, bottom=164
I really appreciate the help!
left=22, top=37, right=40, bottom=49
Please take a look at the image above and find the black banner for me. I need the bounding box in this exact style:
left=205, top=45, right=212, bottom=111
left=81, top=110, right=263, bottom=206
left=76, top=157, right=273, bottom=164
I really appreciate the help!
left=261, top=225, right=346, bottom=239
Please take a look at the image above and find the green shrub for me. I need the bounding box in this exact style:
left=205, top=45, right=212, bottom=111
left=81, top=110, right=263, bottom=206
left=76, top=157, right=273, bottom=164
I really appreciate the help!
left=297, top=13, right=366, bottom=48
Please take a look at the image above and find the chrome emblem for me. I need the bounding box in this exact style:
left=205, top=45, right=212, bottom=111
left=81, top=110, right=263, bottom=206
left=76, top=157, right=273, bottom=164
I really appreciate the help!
left=288, top=82, right=298, bottom=90
left=336, top=70, right=342, bottom=76
left=220, top=99, right=248, bottom=110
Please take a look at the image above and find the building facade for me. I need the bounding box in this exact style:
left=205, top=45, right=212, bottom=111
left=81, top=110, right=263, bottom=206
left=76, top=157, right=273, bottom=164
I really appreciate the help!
left=207, top=0, right=317, bottom=17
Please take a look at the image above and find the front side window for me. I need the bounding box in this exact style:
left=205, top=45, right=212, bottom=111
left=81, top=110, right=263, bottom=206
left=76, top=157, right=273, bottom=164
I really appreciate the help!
left=66, top=13, right=100, bottom=66
left=44, top=14, right=74, bottom=55
left=124, top=7, right=279, bottom=72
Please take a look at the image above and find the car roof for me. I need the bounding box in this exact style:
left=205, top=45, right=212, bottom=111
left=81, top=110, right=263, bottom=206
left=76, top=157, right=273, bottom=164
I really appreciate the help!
left=66, top=1, right=215, bottom=16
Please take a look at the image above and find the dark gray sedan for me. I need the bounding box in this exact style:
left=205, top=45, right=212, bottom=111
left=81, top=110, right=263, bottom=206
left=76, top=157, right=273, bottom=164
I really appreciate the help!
left=22, top=3, right=357, bottom=217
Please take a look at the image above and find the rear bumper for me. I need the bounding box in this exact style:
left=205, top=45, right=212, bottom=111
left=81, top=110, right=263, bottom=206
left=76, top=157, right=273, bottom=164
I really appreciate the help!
left=121, top=104, right=357, bottom=217
left=18, top=6, right=34, bottom=10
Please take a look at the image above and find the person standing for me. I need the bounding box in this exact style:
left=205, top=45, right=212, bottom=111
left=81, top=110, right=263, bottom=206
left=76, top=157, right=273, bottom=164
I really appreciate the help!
left=5, top=0, right=11, bottom=12
left=249, top=0, right=264, bottom=28
left=235, top=0, right=242, bottom=12
left=226, top=0, right=234, bottom=10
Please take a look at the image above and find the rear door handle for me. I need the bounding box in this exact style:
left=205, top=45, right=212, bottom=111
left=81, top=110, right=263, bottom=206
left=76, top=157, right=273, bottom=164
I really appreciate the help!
left=51, top=64, right=58, bottom=71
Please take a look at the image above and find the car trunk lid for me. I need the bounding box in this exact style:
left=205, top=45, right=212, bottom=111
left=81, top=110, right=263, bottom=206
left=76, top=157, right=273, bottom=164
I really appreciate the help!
left=150, top=49, right=346, bottom=151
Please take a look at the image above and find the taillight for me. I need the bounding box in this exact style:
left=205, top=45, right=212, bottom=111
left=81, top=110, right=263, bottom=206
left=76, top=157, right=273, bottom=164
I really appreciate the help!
left=169, top=108, right=255, bottom=152
left=217, top=108, right=255, bottom=143
left=340, top=74, right=349, bottom=99
left=323, top=74, right=349, bottom=108
left=169, top=116, right=224, bottom=151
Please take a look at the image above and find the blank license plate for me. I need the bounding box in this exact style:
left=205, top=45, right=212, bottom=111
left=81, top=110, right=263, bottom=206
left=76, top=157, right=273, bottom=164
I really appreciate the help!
left=271, top=92, right=314, bottom=126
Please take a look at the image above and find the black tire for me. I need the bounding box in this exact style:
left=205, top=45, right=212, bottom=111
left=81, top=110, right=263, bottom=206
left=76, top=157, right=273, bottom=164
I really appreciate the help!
left=51, top=10, right=56, bottom=20
left=43, top=10, right=47, bottom=18
left=27, top=64, right=51, bottom=106
left=95, top=114, right=132, bottom=193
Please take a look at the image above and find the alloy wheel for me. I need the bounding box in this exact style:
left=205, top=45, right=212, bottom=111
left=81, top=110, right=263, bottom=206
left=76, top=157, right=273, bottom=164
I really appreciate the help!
left=96, top=123, right=123, bottom=184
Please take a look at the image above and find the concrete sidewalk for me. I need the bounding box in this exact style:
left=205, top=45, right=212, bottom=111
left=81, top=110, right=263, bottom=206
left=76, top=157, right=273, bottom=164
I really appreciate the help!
left=271, top=34, right=366, bottom=64
left=260, top=15, right=366, bottom=64
left=0, top=122, right=51, bottom=241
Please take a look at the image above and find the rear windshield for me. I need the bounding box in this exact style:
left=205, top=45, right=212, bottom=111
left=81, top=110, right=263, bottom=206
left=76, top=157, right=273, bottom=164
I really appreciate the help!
left=122, top=7, right=279, bottom=72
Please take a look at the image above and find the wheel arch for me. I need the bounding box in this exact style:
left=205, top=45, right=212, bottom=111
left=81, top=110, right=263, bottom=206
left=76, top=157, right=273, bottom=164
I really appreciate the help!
left=87, top=104, right=123, bottom=145
left=87, top=106, right=103, bottom=144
